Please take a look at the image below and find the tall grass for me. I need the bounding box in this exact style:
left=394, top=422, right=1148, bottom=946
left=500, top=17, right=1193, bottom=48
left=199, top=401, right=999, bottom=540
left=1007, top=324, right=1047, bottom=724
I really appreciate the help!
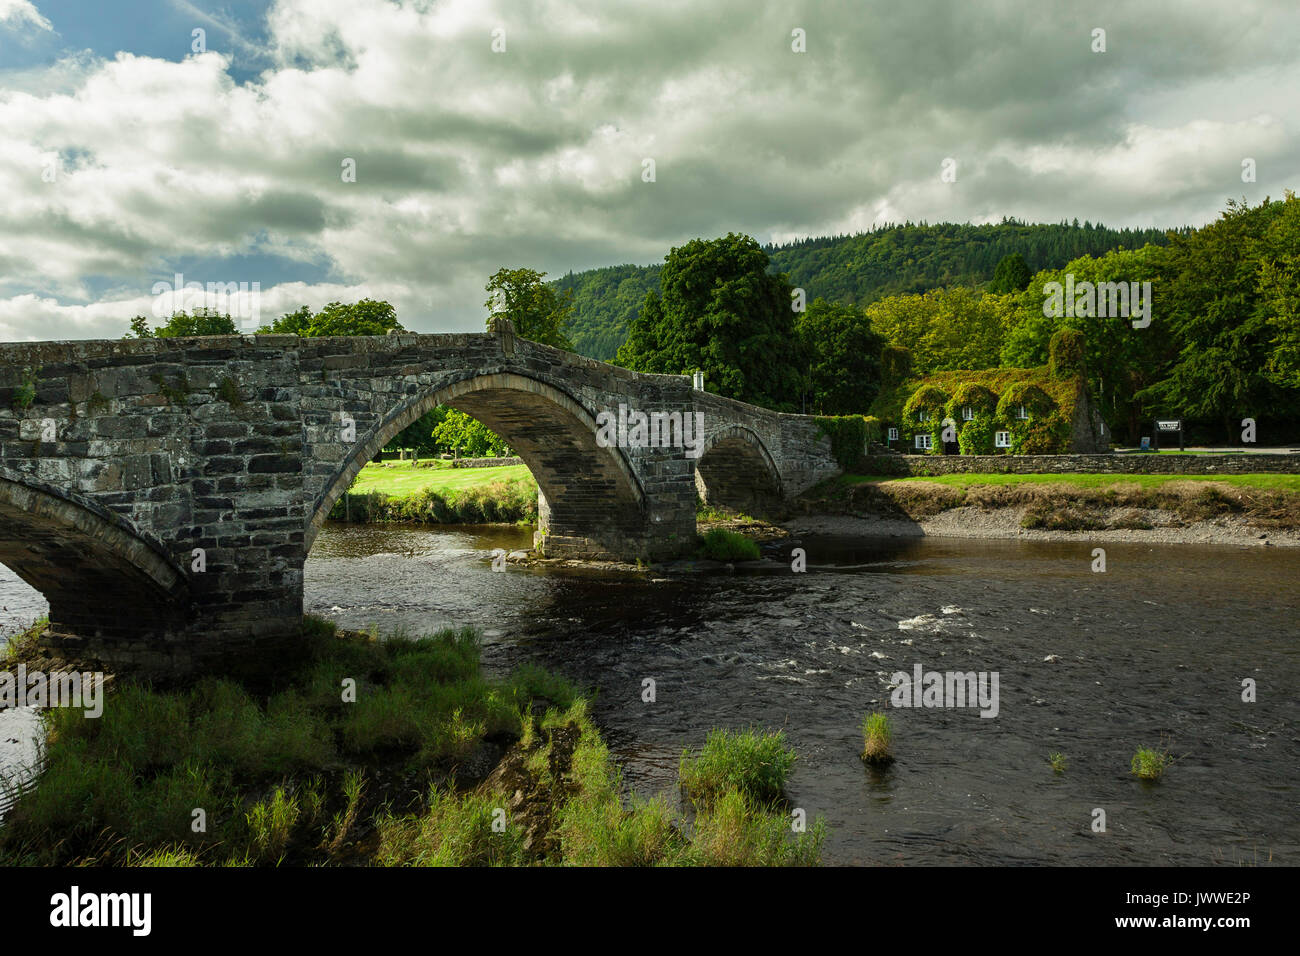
left=860, top=712, right=894, bottom=764
left=697, top=528, right=761, bottom=561
left=679, top=727, right=796, bottom=807
left=329, top=478, right=538, bottom=525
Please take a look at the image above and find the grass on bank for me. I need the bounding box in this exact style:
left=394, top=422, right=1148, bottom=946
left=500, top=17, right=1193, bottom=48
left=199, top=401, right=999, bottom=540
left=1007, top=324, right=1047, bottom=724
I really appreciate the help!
left=836, top=472, right=1300, bottom=493
left=697, top=528, right=761, bottom=561
left=679, top=727, right=797, bottom=807
left=0, top=618, right=824, bottom=867
left=805, top=473, right=1300, bottom=531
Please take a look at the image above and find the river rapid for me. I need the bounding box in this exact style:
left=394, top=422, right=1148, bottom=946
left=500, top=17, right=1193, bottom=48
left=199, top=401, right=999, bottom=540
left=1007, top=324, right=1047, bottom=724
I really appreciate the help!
left=3, top=523, right=1297, bottom=865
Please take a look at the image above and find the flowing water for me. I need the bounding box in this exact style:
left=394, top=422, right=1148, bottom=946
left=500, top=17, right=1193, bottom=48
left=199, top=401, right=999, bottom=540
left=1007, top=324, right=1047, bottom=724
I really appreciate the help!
left=3, top=524, right=1297, bottom=864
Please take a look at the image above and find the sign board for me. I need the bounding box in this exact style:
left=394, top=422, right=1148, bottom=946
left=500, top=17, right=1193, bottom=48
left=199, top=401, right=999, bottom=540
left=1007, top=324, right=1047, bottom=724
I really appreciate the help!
left=1140, top=437, right=1151, bottom=450
left=1152, top=418, right=1184, bottom=451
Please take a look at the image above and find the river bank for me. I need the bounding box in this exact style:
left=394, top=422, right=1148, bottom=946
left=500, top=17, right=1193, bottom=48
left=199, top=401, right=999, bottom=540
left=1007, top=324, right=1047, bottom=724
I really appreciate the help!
left=785, top=474, right=1300, bottom=548
left=0, top=616, right=824, bottom=867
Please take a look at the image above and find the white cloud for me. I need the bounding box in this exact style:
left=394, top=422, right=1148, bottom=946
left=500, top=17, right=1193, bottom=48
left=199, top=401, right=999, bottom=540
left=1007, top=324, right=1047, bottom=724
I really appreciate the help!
left=0, top=0, right=52, bottom=32
left=0, top=0, right=1298, bottom=341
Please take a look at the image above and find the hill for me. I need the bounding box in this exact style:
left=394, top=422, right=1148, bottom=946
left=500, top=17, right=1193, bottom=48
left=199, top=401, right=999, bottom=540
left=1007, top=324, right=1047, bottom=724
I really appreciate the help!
left=553, top=219, right=1183, bottom=360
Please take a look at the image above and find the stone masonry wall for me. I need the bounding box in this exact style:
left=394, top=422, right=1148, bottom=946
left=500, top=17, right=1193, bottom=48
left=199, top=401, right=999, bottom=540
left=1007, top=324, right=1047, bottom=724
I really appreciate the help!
left=859, top=453, right=1300, bottom=476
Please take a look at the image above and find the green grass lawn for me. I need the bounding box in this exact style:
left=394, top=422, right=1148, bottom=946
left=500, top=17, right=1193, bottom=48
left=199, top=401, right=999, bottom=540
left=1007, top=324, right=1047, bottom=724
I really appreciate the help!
left=348, top=461, right=533, bottom=497
left=841, top=472, right=1300, bottom=493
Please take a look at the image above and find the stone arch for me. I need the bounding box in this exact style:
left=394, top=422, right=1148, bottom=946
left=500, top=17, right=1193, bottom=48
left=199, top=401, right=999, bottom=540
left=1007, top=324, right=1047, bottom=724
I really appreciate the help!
left=0, top=474, right=191, bottom=645
left=694, top=425, right=783, bottom=515
left=306, top=372, right=647, bottom=554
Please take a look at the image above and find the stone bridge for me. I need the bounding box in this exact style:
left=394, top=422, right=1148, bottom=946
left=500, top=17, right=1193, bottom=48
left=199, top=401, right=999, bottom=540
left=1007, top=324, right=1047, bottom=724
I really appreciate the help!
left=0, top=321, right=842, bottom=674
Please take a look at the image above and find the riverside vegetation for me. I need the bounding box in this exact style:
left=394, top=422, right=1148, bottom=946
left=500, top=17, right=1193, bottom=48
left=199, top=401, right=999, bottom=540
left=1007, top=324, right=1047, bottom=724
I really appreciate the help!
left=0, top=617, right=824, bottom=866
left=800, top=473, right=1300, bottom=533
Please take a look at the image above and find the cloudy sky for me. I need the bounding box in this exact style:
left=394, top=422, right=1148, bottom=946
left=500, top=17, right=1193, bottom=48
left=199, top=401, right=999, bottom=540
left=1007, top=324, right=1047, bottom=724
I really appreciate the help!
left=0, top=0, right=1297, bottom=341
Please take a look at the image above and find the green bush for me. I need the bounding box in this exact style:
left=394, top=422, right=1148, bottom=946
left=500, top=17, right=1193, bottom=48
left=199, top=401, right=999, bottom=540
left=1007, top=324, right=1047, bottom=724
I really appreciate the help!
left=697, top=528, right=760, bottom=561
left=679, top=727, right=796, bottom=807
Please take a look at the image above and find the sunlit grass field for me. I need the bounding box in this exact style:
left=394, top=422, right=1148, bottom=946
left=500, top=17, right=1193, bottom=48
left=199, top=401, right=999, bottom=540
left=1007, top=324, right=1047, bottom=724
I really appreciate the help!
left=841, top=472, right=1300, bottom=493
left=348, top=461, right=533, bottom=497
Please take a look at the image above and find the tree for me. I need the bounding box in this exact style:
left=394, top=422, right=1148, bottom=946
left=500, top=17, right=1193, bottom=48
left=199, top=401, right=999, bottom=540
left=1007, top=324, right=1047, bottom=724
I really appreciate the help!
left=432, top=409, right=513, bottom=458
left=615, top=233, right=807, bottom=410
left=485, top=268, right=574, bottom=349
left=124, top=307, right=237, bottom=338
left=795, top=298, right=885, bottom=414
left=1258, top=191, right=1300, bottom=390
left=1138, top=197, right=1296, bottom=442
left=999, top=247, right=1165, bottom=442
left=260, top=299, right=403, bottom=336
left=988, top=253, right=1032, bottom=293
left=864, top=287, right=1004, bottom=374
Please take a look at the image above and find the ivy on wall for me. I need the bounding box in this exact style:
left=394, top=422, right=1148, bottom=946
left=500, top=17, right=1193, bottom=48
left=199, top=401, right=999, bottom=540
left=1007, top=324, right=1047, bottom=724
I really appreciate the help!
left=814, top=415, right=883, bottom=471
left=901, top=384, right=949, bottom=455
left=944, top=383, right=999, bottom=455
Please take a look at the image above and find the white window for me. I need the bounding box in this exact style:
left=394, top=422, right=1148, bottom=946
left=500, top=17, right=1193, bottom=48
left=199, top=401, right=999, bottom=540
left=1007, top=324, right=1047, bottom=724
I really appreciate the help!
left=917, top=409, right=929, bottom=422
left=1016, top=405, right=1029, bottom=420
left=995, top=431, right=1012, bottom=448
left=887, top=427, right=899, bottom=440
left=915, top=434, right=932, bottom=450
left=961, top=405, right=974, bottom=420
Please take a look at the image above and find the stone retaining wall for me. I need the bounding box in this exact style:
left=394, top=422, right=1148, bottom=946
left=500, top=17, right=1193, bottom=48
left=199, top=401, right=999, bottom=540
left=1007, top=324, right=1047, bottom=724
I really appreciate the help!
left=450, top=456, right=524, bottom=468
left=859, top=453, right=1300, bottom=476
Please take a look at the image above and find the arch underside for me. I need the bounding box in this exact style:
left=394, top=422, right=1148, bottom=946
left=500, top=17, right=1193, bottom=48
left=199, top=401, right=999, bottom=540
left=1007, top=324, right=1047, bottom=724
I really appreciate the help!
left=695, top=430, right=783, bottom=516
left=309, top=373, right=648, bottom=555
left=0, top=477, right=190, bottom=643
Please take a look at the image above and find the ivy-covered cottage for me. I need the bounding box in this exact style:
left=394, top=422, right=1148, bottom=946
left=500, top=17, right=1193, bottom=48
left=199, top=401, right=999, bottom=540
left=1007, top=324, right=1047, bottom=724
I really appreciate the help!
left=869, top=332, right=1110, bottom=455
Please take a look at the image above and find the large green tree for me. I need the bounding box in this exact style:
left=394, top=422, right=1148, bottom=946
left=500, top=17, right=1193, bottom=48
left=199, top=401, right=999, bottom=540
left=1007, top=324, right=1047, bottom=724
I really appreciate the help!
left=260, top=299, right=403, bottom=336
left=999, top=246, right=1165, bottom=442
left=432, top=409, right=513, bottom=458
left=615, top=233, right=807, bottom=410
left=988, top=253, right=1032, bottom=293
left=1138, top=196, right=1298, bottom=441
left=864, top=286, right=1005, bottom=375
left=485, top=268, right=574, bottom=349
left=795, top=298, right=885, bottom=414
left=125, top=307, right=237, bottom=338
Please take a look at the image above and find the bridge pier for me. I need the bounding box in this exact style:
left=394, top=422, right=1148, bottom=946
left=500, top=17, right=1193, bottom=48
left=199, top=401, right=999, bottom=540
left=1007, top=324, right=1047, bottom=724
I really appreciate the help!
left=534, top=487, right=696, bottom=562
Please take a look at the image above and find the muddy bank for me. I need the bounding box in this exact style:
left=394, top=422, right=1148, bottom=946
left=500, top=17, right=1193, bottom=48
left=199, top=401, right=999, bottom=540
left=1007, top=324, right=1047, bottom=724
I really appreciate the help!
left=787, top=508, right=1299, bottom=546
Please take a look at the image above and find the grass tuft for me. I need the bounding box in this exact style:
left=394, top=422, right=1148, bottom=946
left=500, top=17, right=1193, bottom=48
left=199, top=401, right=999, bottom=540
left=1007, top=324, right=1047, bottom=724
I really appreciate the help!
left=860, top=711, right=894, bottom=764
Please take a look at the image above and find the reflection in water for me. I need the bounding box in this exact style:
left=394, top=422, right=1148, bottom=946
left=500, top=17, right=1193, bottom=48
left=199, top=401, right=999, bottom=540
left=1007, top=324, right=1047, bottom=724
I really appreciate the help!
left=2, top=524, right=1297, bottom=864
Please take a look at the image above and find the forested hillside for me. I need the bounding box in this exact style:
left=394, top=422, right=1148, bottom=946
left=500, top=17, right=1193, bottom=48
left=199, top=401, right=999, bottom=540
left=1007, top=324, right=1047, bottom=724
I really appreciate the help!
left=554, top=219, right=1182, bottom=360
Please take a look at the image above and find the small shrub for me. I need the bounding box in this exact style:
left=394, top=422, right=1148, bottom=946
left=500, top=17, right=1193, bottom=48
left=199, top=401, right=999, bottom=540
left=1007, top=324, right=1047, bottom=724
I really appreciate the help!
left=1131, top=745, right=1174, bottom=781
left=698, top=528, right=760, bottom=561
left=860, top=712, right=894, bottom=764
left=1048, top=752, right=1067, bottom=774
left=679, top=727, right=796, bottom=807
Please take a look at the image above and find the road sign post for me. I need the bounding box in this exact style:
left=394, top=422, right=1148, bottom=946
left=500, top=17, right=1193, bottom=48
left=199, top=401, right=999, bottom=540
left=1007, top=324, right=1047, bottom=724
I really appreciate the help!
left=1154, top=418, right=1184, bottom=452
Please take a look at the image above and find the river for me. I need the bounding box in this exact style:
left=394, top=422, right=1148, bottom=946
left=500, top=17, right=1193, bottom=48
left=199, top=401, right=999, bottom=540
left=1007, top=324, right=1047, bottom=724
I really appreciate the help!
left=3, top=523, right=1297, bottom=864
